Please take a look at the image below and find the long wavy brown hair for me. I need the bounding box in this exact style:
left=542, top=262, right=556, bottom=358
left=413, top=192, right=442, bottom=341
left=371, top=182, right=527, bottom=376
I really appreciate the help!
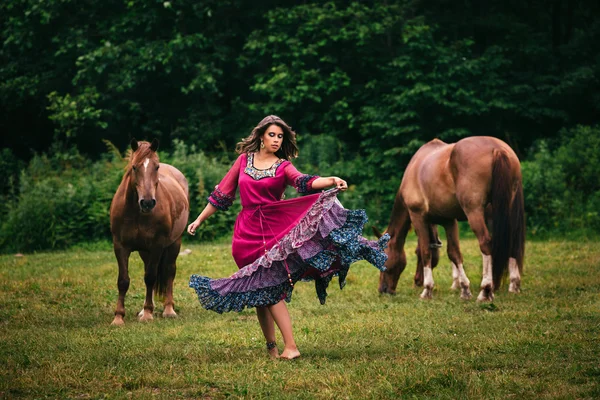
left=235, top=115, right=299, bottom=160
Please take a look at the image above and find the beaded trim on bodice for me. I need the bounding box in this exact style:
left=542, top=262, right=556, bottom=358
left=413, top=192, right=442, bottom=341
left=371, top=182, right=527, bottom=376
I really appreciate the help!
left=244, top=153, right=285, bottom=180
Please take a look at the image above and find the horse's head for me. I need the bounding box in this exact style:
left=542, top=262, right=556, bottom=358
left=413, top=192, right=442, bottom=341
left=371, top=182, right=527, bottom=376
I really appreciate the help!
left=129, top=138, right=160, bottom=213
left=373, top=226, right=406, bottom=295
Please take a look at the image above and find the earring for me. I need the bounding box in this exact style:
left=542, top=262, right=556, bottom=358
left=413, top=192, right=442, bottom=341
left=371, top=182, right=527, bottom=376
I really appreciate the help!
left=260, top=140, right=265, bottom=149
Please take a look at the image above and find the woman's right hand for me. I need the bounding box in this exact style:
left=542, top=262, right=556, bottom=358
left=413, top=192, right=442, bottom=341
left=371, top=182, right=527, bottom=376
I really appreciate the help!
left=187, top=218, right=201, bottom=236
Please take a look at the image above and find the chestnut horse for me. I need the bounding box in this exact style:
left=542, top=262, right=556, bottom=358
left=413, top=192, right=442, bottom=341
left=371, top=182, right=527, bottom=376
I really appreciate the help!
left=109, top=139, right=189, bottom=325
left=378, top=136, right=525, bottom=301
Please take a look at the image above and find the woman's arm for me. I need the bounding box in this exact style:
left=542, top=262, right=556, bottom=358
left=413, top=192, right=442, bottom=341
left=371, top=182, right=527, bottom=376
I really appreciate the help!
left=187, top=154, right=243, bottom=236
left=284, top=163, right=347, bottom=193
left=187, top=203, right=218, bottom=235
left=312, top=176, right=348, bottom=191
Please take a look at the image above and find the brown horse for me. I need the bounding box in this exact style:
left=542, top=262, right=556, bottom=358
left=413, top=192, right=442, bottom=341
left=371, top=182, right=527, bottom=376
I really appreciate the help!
left=378, top=136, right=525, bottom=301
left=109, top=139, right=189, bottom=325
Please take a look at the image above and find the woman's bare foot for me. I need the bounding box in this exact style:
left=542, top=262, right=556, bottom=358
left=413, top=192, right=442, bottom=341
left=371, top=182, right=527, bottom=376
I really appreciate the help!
left=279, top=347, right=301, bottom=360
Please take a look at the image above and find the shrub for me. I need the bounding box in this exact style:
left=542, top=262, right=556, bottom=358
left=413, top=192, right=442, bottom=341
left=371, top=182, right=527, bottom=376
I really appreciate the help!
left=522, top=125, right=600, bottom=236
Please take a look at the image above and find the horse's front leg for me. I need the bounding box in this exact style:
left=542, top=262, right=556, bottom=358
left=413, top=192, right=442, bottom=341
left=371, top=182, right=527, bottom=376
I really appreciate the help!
left=414, top=243, right=424, bottom=287
left=161, top=239, right=181, bottom=318
left=414, top=225, right=440, bottom=287
left=112, top=242, right=131, bottom=325
left=411, top=217, right=434, bottom=299
left=138, top=249, right=162, bottom=322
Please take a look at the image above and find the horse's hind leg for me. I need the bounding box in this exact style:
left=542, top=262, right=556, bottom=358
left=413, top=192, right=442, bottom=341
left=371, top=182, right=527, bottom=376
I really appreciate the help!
left=444, top=220, right=471, bottom=300
left=465, top=210, right=494, bottom=302
left=161, top=239, right=181, bottom=318
left=508, top=258, right=521, bottom=293
left=138, top=250, right=162, bottom=321
left=112, top=243, right=131, bottom=326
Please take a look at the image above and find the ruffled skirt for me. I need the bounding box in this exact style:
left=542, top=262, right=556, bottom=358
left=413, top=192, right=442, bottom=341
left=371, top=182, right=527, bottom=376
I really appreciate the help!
left=189, top=188, right=389, bottom=313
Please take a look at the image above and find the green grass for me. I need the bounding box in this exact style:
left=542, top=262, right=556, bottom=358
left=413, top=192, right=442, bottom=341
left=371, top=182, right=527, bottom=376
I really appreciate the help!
left=1, top=238, right=599, bottom=399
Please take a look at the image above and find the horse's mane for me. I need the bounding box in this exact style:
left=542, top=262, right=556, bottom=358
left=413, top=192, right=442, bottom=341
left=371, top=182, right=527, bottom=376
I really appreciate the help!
left=128, top=142, right=158, bottom=165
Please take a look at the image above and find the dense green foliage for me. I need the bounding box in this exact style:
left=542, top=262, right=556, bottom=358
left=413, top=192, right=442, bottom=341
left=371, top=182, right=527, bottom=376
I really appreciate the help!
left=2, top=124, right=599, bottom=252
left=522, top=125, right=600, bottom=236
left=1, top=0, right=599, bottom=251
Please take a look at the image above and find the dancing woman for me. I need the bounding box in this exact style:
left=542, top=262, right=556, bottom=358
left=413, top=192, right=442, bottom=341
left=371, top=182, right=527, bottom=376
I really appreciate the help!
left=188, top=115, right=389, bottom=359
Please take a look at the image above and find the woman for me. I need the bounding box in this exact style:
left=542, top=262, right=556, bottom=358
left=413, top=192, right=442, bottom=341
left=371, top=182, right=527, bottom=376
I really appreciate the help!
left=187, top=115, right=389, bottom=360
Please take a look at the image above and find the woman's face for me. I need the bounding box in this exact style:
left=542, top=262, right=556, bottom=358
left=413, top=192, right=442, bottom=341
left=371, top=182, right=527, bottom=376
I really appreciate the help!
left=262, top=124, right=284, bottom=153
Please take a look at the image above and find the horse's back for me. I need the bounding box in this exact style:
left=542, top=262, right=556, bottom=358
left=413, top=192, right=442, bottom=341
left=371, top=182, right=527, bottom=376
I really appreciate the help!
left=452, top=136, right=518, bottom=162
left=401, top=139, right=459, bottom=217
left=450, top=136, right=521, bottom=187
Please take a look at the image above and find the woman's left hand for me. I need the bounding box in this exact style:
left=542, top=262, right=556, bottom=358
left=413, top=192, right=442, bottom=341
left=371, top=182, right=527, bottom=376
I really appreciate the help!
left=333, top=177, right=348, bottom=191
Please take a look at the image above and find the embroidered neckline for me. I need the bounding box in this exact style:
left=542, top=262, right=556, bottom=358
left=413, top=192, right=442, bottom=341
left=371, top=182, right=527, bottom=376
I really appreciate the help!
left=244, top=153, right=285, bottom=180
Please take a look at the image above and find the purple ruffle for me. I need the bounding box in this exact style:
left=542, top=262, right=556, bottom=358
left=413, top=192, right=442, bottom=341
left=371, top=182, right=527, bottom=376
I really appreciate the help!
left=189, top=188, right=389, bottom=312
left=210, top=189, right=344, bottom=294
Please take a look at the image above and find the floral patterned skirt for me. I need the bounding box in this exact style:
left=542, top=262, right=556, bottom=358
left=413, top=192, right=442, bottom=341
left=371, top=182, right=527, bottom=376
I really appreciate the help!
left=189, top=188, right=389, bottom=313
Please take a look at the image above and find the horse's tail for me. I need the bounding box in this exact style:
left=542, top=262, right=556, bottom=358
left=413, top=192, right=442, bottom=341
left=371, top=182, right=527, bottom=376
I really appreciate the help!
left=491, top=149, right=512, bottom=289
left=155, top=252, right=170, bottom=298
left=510, top=178, right=526, bottom=274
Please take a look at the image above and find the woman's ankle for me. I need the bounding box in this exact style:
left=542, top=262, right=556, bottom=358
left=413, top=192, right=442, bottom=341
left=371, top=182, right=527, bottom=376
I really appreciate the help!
left=266, top=341, right=279, bottom=358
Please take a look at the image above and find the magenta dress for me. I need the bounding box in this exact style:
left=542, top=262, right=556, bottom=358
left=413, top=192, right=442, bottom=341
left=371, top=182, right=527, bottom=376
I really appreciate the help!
left=189, top=153, right=389, bottom=313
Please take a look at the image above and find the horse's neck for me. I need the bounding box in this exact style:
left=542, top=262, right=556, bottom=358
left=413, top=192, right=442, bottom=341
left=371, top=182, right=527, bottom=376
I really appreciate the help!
left=122, top=176, right=139, bottom=210
left=387, top=193, right=411, bottom=248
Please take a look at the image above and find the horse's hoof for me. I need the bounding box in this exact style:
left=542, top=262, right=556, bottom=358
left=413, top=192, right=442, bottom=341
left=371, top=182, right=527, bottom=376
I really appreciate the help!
left=476, top=290, right=494, bottom=302
left=138, top=311, right=154, bottom=322
left=460, top=290, right=472, bottom=300
left=450, top=281, right=460, bottom=291
left=111, top=316, right=125, bottom=326
left=419, top=289, right=433, bottom=300
left=162, top=304, right=177, bottom=318
left=509, top=282, right=521, bottom=293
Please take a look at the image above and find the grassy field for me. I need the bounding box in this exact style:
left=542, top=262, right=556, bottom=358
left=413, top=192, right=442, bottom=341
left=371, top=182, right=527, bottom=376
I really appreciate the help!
left=1, top=237, right=599, bottom=399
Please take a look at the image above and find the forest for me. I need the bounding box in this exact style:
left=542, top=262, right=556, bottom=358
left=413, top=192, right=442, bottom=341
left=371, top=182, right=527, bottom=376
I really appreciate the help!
left=1, top=0, right=599, bottom=251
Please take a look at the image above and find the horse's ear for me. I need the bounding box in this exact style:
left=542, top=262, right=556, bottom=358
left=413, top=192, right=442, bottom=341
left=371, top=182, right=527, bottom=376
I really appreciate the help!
left=130, top=138, right=139, bottom=152
left=372, top=226, right=383, bottom=239
left=150, top=139, right=159, bottom=152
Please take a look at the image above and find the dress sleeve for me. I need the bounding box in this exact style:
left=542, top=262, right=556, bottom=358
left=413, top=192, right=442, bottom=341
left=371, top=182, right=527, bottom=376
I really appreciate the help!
left=284, top=163, right=320, bottom=194
left=207, top=154, right=243, bottom=211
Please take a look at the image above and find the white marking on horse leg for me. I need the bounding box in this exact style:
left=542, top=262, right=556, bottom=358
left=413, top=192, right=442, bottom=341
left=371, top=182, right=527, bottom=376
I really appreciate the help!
left=477, top=253, right=494, bottom=302
left=163, top=304, right=177, bottom=318
left=455, top=262, right=472, bottom=300
left=508, top=257, right=521, bottom=293
left=138, top=297, right=154, bottom=320
left=420, top=265, right=434, bottom=299
left=450, top=263, right=460, bottom=290
left=143, top=158, right=150, bottom=171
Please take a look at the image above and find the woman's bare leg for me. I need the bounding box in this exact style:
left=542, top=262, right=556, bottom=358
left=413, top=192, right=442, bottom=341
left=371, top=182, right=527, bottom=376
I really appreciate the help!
left=268, top=300, right=300, bottom=359
left=256, top=307, right=278, bottom=358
